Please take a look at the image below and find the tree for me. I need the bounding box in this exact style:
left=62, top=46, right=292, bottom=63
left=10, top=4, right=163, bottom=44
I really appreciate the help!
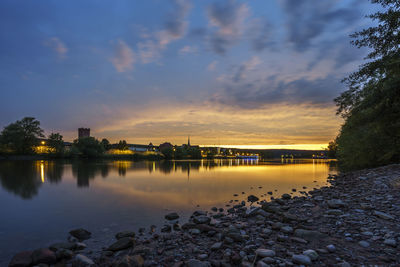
left=73, top=137, right=105, bottom=157
left=0, top=117, right=44, bottom=154
left=334, top=0, right=400, bottom=171
left=117, top=140, right=128, bottom=150
left=48, top=133, right=64, bottom=154
left=326, top=140, right=338, bottom=158
left=100, top=138, right=111, bottom=150
left=161, top=147, right=174, bottom=160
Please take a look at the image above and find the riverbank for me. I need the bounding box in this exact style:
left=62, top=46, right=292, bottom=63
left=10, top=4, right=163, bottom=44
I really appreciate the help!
left=9, top=164, right=400, bottom=266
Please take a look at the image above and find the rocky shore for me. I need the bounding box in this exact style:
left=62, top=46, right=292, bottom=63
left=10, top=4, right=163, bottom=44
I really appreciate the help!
left=9, top=164, right=400, bottom=266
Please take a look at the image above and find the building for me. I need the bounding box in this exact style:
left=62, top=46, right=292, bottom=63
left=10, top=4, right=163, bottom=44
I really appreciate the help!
left=78, top=128, right=90, bottom=138
left=159, top=142, right=173, bottom=152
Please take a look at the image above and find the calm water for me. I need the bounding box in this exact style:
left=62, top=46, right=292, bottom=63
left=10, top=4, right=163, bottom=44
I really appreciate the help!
left=0, top=159, right=336, bottom=265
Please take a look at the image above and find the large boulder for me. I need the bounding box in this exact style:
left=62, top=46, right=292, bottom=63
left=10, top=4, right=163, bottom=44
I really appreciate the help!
left=115, top=231, right=135, bottom=240
left=112, top=254, right=144, bottom=267
left=165, top=212, right=179, bottom=220
left=9, top=251, right=33, bottom=267
left=193, top=216, right=211, bottom=224
left=31, top=248, right=57, bottom=265
left=107, top=237, right=134, bottom=251
left=69, top=228, right=92, bottom=241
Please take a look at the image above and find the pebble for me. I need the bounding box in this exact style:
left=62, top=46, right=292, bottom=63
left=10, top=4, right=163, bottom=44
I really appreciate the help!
left=255, top=249, right=275, bottom=257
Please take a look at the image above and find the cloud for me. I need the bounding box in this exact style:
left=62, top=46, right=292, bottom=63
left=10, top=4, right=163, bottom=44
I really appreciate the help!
left=233, top=56, right=261, bottom=82
left=111, top=40, right=135, bottom=72
left=248, top=18, right=274, bottom=52
left=179, top=45, right=197, bottom=55
left=206, top=0, right=249, bottom=54
left=44, top=37, right=68, bottom=59
left=280, top=0, right=361, bottom=52
left=137, top=0, right=191, bottom=63
left=207, top=60, right=218, bottom=71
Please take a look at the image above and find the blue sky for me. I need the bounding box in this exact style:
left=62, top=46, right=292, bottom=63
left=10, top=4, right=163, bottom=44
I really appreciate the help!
left=0, top=0, right=377, bottom=147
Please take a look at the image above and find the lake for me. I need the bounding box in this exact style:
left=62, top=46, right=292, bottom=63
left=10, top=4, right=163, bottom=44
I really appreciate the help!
left=0, top=159, right=336, bottom=265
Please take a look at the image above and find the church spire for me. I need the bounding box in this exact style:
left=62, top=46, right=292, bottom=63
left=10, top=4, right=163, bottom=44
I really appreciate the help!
left=188, top=135, right=190, bottom=146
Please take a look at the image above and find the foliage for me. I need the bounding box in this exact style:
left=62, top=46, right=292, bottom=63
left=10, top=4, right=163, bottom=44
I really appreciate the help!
left=335, top=0, right=400, bottom=171
left=73, top=137, right=105, bottom=157
left=117, top=140, right=128, bottom=150
left=0, top=117, right=44, bottom=154
left=326, top=140, right=338, bottom=158
left=100, top=138, right=111, bottom=150
left=161, top=146, right=174, bottom=160
left=48, top=133, right=65, bottom=154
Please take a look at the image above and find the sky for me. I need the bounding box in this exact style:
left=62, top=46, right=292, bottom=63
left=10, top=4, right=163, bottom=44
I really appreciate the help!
left=0, top=0, right=377, bottom=149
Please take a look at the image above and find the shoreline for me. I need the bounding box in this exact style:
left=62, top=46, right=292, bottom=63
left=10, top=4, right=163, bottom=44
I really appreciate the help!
left=9, top=164, right=400, bottom=266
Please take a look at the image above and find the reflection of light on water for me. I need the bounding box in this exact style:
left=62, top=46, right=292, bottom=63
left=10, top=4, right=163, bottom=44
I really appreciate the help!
left=40, top=161, right=45, bottom=183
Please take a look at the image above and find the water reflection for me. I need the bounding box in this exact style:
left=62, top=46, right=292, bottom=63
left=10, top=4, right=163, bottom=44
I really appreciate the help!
left=0, top=159, right=337, bottom=199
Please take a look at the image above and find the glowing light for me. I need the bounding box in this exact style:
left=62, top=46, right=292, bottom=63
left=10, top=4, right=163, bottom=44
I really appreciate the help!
left=41, top=141, right=45, bottom=145
left=214, top=144, right=328, bottom=150
left=40, top=162, right=45, bottom=183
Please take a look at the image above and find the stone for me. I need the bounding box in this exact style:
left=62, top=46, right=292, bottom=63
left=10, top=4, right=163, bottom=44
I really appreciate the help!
left=75, top=242, right=87, bottom=250
left=161, top=225, right=171, bottom=232
left=292, top=254, right=312, bottom=265
left=186, top=259, right=211, bottom=267
left=9, top=251, right=33, bottom=267
left=107, top=237, right=134, bottom=251
left=165, top=212, right=179, bottom=220
left=384, top=239, right=397, bottom=247
left=358, top=240, right=370, bottom=248
left=257, top=261, right=269, bottom=267
left=247, top=195, right=259, bottom=202
left=193, top=216, right=211, bottom=224
left=294, top=229, right=325, bottom=241
left=373, top=210, right=394, bottom=220
left=115, top=231, right=135, bottom=239
left=112, top=254, right=144, bottom=267
left=303, top=249, right=318, bottom=261
left=280, top=226, right=293, bottom=234
left=31, top=248, right=57, bottom=265
left=55, top=248, right=74, bottom=260
left=326, top=244, right=336, bottom=253
left=211, top=242, right=222, bottom=250
left=255, top=249, right=275, bottom=257
left=74, top=254, right=94, bottom=266
left=327, top=199, right=346, bottom=208
left=69, top=228, right=92, bottom=241
left=282, top=193, right=291, bottom=200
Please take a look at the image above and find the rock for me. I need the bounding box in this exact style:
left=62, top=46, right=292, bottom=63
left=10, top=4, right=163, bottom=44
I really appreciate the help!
left=327, top=199, right=346, bottom=208
left=49, top=242, right=77, bottom=251
left=76, top=242, right=87, bottom=250
left=294, top=229, right=325, bottom=241
left=193, top=216, right=211, bottom=224
left=247, top=195, right=259, bottom=202
left=69, top=228, right=92, bottom=241
left=292, top=254, right=312, bottom=265
left=257, top=260, right=269, bottom=267
left=255, top=249, right=275, bottom=257
left=373, top=210, right=394, bottom=220
left=31, top=248, right=57, bottom=265
left=358, top=240, right=370, bottom=248
left=112, top=254, right=144, bottom=267
left=303, top=249, right=318, bottom=261
left=198, top=254, right=208, bottom=260
left=115, top=231, right=135, bottom=239
left=107, top=237, right=134, bottom=251
left=384, top=238, right=397, bottom=247
left=165, top=212, right=179, bottom=220
left=55, top=248, right=74, bottom=260
left=74, top=254, right=94, bottom=266
left=211, top=242, right=222, bottom=251
left=186, top=259, right=211, bottom=267
left=280, top=226, right=293, bottom=234
left=281, top=193, right=291, bottom=200
left=9, top=251, right=33, bottom=267
left=326, top=244, right=336, bottom=253
left=161, top=225, right=171, bottom=232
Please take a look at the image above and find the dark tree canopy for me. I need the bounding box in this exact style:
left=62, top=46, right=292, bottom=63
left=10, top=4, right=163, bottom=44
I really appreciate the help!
left=73, top=137, right=105, bottom=157
left=0, top=117, right=44, bottom=154
left=48, top=132, right=65, bottom=154
left=335, top=0, right=400, bottom=171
